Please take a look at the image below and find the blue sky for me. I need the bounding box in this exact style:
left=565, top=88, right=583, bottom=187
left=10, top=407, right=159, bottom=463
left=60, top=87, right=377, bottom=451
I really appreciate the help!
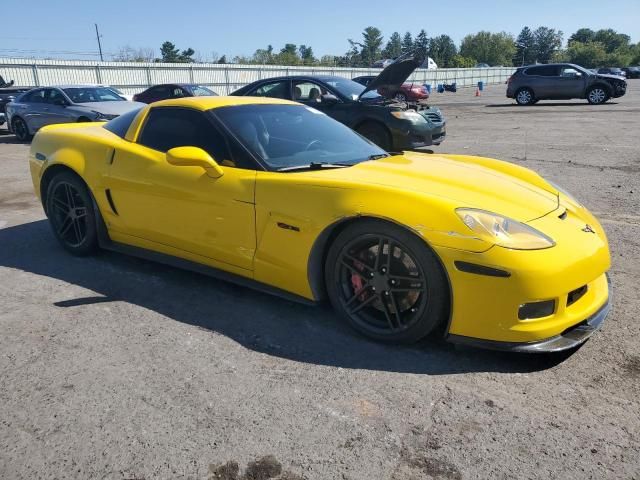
left=2, top=0, right=638, bottom=61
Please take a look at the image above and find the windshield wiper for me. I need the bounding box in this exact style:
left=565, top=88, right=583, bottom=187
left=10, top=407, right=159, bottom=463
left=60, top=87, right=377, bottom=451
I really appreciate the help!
left=278, top=162, right=352, bottom=172
left=367, top=153, right=390, bottom=160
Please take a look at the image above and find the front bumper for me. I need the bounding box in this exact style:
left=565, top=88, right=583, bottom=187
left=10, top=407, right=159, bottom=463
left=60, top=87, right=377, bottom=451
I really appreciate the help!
left=447, top=278, right=611, bottom=353
left=393, top=122, right=447, bottom=149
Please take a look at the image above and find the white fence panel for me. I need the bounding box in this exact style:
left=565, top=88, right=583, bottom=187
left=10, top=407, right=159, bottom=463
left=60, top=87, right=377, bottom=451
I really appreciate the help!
left=0, top=58, right=515, bottom=96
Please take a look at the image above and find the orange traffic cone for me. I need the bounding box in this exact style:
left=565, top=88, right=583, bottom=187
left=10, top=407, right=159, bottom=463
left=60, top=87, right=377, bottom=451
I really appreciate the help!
left=475, top=87, right=481, bottom=97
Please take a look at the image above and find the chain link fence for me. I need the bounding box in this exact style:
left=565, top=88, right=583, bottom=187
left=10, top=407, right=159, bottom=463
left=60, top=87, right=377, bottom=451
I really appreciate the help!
left=0, top=58, right=515, bottom=95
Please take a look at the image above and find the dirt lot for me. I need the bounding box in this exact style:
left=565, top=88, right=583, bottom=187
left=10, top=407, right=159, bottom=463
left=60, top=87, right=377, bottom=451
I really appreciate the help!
left=0, top=84, right=639, bottom=480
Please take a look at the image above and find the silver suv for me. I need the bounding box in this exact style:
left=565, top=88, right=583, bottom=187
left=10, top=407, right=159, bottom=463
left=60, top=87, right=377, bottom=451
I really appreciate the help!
left=506, top=63, right=627, bottom=105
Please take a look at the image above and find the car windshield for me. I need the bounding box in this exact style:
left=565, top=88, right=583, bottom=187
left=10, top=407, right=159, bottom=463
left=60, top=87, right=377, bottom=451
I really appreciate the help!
left=63, top=87, right=124, bottom=103
left=323, top=78, right=382, bottom=101
left=190, top=85, right=217, bottom=96
left=214, top=104, right=387, bottom=171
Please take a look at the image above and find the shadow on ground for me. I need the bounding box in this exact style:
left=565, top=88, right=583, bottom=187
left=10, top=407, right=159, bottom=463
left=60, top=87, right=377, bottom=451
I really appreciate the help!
left=0, top=220, right=580, bottom=375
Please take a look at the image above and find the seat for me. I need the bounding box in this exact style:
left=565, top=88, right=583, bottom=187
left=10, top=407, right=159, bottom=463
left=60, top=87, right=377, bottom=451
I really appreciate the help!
left=308, top=87, right=320, bottom=102
left=294, top=86, right=302, bottom=100
left=237, top=121, right=268, bottom=159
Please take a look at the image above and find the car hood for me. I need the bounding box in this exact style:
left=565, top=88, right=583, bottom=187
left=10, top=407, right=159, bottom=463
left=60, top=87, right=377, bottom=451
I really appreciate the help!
left=302, top=152, right=559, bottom=222
left=73, top=101, right=146, bottom=115
left=595, top=73, right=626, bottom=82
left=359, top=50, right=425, bottom=100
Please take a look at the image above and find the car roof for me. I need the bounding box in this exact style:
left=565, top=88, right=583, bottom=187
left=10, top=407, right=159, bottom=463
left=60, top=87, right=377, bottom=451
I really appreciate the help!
left=151, top=95, right=298, bottom=111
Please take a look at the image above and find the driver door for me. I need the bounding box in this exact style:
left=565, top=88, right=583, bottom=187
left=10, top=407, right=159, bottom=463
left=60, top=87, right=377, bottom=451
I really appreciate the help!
left=105, top=106, right=257, bottom=273
left=557, top=66, right=586, bottom=98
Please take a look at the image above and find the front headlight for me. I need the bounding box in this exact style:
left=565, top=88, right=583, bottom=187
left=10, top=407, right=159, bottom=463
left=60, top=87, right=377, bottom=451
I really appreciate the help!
left=456, top=208, right=555, bottom=250
left=390, top=110, right=424, bottom=122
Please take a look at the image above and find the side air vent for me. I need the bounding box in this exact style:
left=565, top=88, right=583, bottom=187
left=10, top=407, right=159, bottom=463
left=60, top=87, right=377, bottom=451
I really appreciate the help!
left=105, top=189, right=118, bottom=215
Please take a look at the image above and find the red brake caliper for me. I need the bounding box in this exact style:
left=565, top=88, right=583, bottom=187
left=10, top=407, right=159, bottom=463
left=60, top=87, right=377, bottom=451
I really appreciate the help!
left=350, top=259, right=368, bottom=301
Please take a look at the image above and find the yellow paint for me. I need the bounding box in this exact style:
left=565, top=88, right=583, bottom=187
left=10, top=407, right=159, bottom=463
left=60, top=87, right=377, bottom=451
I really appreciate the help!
left=29, top=96, right=611, bottom=344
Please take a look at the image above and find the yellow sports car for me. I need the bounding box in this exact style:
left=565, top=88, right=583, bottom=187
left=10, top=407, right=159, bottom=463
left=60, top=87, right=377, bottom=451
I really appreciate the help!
left=28, top=96, right=611, bottom=352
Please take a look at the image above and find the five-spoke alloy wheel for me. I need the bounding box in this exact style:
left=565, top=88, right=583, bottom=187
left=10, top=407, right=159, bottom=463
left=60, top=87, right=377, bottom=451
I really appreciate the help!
left=325, top=220, right=449, bottom=343
left=45, top=172, right=98, bottom=255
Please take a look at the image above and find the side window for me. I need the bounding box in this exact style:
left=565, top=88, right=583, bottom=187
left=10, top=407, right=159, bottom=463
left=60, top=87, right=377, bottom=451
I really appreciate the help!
left=23, top=90, right=46, bottom=103
left=560, top=67, right=582, bottom=78
left=171, top=87, right=186, bottom=98
left=138, top=107, right=234, bottom=166
left=46, top=89, right=67, bottom=105
left=149, top=86, right=170, bottom=101
left=525, top=66, right=559, bottom=77
left=252, top=81, right=290, bottom=99
left=292, top=81, right=327, bottom=102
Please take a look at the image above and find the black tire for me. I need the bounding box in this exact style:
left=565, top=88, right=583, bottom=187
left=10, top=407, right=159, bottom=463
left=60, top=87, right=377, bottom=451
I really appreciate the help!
left=515, top=88, right=536, bottom=106
left=393, top=91, right=408, bottom=102
left=586, top=85, right=609, bottom=105
left=12, top=117, right=32, bottom=141
left=325, top=219, right=449, bottom=344
left=45, top=172, right=98, bottom=256
left=356, top=122, right=392, bottom=151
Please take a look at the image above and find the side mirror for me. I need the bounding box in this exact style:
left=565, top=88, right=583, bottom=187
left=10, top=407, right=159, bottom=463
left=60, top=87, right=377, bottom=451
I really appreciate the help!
left=166, top=146, right=224, bottom=178
left=321, top=94, right=339, bottom=105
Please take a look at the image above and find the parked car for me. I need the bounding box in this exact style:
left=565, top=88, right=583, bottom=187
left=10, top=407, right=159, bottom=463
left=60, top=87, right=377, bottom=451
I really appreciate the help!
left=596, top=67, right=626, bottom=78
left=0, top=86, right=31, bottom=127
left=6, top=85, right=144, bottom=141
left=621, top=67, right=640, bottom=79
left=105, top=86, right=134, bottom=101
left=507, top=63, right=627, bottom=105
left=133, top=84, right=218, bottom=103
left=352, top=75, right=429, bottom=102
left=232, top=53, right=445, bottom=150
left=29, top=95, right=611, bottom=350
left=475, top=63, right=490, bottom=68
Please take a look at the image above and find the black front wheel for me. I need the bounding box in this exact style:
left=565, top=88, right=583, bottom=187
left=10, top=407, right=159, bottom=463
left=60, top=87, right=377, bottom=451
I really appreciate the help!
left=356, top=122, right=392, bottom=152
left=45, top=172, right=98, bottom=256
left=587, top=86, right=609, bottom=105
left=325, top=220, right=449, bottom=343
left=515, top=88, right=535, bottom=106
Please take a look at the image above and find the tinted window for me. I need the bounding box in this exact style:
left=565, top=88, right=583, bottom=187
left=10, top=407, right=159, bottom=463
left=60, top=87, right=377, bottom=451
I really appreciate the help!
left=322, top=77, right=381, bottom=100
left=252, top=81, right=290, bottom=99
left=293, top=81, right=324, bottom=102
left=63, top=87, right=124, bottom=103
left=560, top=67, right=582, bottom=77
left=103, top=107, right=143, bottom=139
left=189, top=85, right=217, bottom=96
left=138, top=107, right=233, bottom=165
left=214, top=104, right=386, bottom=171
left=525, top=66, right=559, bottom=76
left=148, top=86, right=171, bottom=100
left=21, top=90, right=46, bottom=103
left=45, top=89, right=67, bottom=105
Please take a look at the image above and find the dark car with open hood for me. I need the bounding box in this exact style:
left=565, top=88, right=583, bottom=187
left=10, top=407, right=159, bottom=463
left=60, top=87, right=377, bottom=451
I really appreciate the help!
left=507, top=63, right=627, bottom=105
left=231, top=52, right=445, bottom=151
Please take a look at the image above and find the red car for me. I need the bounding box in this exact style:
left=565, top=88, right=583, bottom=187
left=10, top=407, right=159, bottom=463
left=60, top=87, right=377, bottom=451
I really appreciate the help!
left=352, top=75, right=429, bottom=102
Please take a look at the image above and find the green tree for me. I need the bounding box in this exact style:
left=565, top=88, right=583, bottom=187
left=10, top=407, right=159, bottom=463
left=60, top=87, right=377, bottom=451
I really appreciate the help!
left=533, top=27, right=563, bottom=63
left=298, top=45, right=316, bottom=64
left=563, top=41, right=607, bottom=68
left=460, top=31, right=516, bottom=66
left=401, top=32, right=414, bottom=54
left=159, top=41, right=181, bottom=62
left=515, top=27, right=536, bottom=66
left=253, top=45, right=274, bottom=64
left=217, top=55, right=227, bottom=64
left=568, top=28, right=596, bottom=45
left=383, top=32, right=402, bottom=59
left=429, top=35, right=457, bottom=67
left=349, top=26, right=384, bottom=66
left=593, top=29, right=631, bottom=53
left=414, top=29, right=429, bottom=53
left=450, top=54, right=476, bottom=68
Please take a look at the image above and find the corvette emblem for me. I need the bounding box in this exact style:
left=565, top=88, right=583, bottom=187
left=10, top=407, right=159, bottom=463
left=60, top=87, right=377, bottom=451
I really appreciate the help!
left=582, top=224, right=595, bottom=234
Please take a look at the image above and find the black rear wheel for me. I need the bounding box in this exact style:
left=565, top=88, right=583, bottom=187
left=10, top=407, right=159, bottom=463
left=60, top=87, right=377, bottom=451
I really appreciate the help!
left=45, top=172, right=98, bottom=256
left=515, top=88, right=535, bottom=106
left=12, top=117, right=32, bottom=141
left=325, top=220, right=449, bottom=343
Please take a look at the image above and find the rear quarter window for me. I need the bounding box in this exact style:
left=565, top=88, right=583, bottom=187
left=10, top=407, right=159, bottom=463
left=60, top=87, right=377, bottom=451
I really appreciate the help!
left=103, top=108, right=143, bottom=139
left=524, top=66, right=559, bottom=77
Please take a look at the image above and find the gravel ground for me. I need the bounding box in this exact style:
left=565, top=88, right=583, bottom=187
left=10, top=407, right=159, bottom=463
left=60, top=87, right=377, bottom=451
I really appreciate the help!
left=0, top=83, right=638, bottom=480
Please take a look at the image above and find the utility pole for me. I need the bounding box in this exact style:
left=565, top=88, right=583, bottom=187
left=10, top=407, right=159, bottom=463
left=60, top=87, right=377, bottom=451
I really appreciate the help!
left=95, top=23, right=104, bottom=62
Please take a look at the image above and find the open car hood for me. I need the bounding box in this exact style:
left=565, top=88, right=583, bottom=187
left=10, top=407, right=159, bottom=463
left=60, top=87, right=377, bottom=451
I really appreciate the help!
left=358, top=50, right=425, bottom=100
